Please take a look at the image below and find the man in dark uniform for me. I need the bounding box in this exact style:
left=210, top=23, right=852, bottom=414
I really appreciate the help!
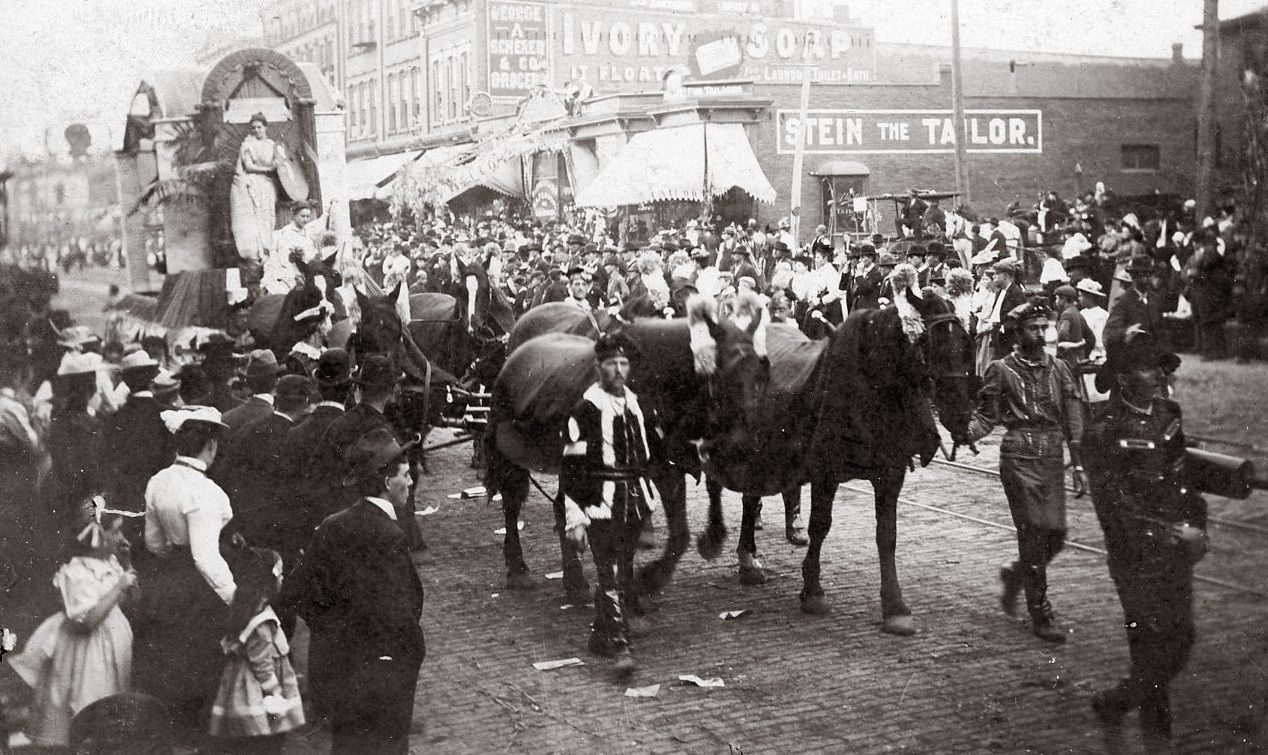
left=282, top=428, right=425, bottom=754
left=1084, top=333, right=1206, bottom=746
left=562, top=333, right=661, bottom=678
left=969, top=302, right=1088, bottom=643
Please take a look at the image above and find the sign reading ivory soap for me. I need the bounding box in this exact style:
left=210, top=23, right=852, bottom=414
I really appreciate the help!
left=487, top=0, right=551, bottom=96
left=776, top=110, right=1044, bottom=155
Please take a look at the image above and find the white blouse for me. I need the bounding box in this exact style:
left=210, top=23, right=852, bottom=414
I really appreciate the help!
left=144, top=457, right=236, bottom=605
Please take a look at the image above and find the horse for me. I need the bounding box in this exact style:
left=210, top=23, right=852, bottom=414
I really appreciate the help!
left=352, top=282, right=464, bottom=476
left=246, top=253, right=350, bottom=354
left=505, top=296, right=666, bottom=354
left=699, top=273, right=977, bottom=636
left=484, top=294, right=772, bottom=603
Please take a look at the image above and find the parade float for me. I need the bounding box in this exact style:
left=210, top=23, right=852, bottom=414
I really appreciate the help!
left=113, top=48, right=347, bottom=339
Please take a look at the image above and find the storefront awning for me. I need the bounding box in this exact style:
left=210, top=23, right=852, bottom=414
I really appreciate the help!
left=394, top=128, right=570, bottom=209
left=346, top=150, right=423, bottom=201
left=811, top=160, right=871, bottom=177
left=574, top=123, right=775, bottom=208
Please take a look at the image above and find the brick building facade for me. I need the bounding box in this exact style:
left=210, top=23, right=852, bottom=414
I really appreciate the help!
left=257, top=0, right=1199, bottom=232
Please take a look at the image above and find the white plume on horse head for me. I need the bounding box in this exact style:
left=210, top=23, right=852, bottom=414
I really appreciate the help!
left=729, top=290, right=769, bottom=359
left=686, top=293, right=719, bottom=376
left=889, top=263, right=926, bottom=343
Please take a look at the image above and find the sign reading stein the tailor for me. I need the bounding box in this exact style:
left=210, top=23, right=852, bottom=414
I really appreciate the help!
left=777, top=109, right=1044, bottom=154
left=487, top=0, right=551, bottom=96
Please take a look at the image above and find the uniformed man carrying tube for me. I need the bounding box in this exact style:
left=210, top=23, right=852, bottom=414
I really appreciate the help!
left=1083, top=330, right=1208, bottom=747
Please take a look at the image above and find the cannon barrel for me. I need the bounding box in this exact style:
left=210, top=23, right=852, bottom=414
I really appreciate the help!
left=1185, top=447, right=1267, bottom=500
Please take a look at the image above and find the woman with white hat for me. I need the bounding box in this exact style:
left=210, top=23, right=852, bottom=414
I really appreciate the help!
left=132, top=406, right=237, bottom=739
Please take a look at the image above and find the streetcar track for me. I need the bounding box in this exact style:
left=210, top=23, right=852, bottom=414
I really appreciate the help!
left=842, top=483, right=1268, bottom=599
left=929, top=457, right=1268, bottom=537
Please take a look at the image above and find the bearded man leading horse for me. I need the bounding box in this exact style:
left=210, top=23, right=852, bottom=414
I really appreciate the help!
left=701, top=265, right=977, bottom=636
left=484, top=294, right=772, bottom=605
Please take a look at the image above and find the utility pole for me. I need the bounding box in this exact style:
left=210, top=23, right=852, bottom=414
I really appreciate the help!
left=1197, top=0, right=1220, bottom=221
left=950, top=0, right=971, bottom=207
left=789, top=64, right=815, bottom=247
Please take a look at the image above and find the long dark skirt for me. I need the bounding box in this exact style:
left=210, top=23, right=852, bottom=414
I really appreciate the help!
left=129, top=550, right=228, bottom=721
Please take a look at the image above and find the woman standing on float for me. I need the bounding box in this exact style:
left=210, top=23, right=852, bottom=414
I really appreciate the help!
left=230, top=113, right=282, bottom=269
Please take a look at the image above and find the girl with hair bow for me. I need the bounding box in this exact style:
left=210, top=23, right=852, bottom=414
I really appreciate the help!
left=8, top=497, right=138, bottom=748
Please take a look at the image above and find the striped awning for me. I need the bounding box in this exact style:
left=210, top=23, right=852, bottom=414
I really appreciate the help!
left=346, top=150, right=423, bottom=201
left=574, top=123, right=776, bottom=208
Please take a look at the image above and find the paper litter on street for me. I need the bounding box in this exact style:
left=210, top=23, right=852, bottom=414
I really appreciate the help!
left=533, top=657, right=586, bottom=671
left=545, top=571, right=564, bottom=579
left=624, top=684, right=660, bottom=698
left=560, top=603, right=595, bottom=610
left=678, top=674, right=725, bottom=688
left=417, top=505, right=439, bottom=516
left=718, top=610, right=748, bottom=620
left=493, top=521, right=525, bottom=534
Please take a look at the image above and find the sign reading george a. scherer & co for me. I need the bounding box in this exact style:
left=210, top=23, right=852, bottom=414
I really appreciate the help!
left=486, top=0, right=875, bottom=97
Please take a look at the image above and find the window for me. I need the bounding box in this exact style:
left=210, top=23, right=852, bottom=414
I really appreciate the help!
left=386, top=0, right=396, bottom=41
left=1121, top=144, right=1161, bottom=171
left=399, top=72, right=409, bottom=131
left=446, top=56, right=456, bottom=119
left=387, top=74, right=397, bottom=132
left=349, top=83, right=358, bottom=132
left=433, top=60, right=443, bottom=124
left=369, top=80, right=377, bottom=135
left=411, top=67, right=421, bottom=124
left=360, top=82, right=369, bottom=136
left=400, top=1, right=410, bottom=39
left=460, top=51, right=470, bottom=110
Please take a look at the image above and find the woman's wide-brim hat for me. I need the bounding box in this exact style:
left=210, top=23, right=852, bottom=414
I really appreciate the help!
left=56, top=351, right=113, bottom=377
left=57, top=325, right=100, bottom=348
left=342, top=427, right=417, bottom=486
left=160, top=405, right=228, bottom=434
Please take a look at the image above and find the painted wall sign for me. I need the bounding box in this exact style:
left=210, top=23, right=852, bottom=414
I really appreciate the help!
left=776, top=109, right=1044, bottom=155
left=484, top=1, right=873, bottom=95
left=487, top=0, right=551, bottom=96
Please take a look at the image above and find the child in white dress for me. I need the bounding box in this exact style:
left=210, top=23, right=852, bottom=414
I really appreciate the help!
left=9, top=511, right=136, bottom=747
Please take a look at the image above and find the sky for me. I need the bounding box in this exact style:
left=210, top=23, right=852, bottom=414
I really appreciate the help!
left=1, top=0, right=1265, bottom=161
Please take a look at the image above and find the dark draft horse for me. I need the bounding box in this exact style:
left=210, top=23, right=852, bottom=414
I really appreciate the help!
left=484, top=295, right=772, bottom=603
left=701, top=274, right=977, bottom=635
left=408, top=255, right=516, bottom=389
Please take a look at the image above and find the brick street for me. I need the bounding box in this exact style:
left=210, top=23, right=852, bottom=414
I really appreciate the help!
left=366, top=430, right=1268, bottom=754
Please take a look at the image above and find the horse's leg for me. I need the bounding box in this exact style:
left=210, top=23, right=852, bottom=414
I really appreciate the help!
left=696, top=475, right=728, bottom=560
left=551, top=486, right=591, bottom=603
left=875, top=469, right=915, bottom=636
left=737, top=494, right=766, bottom=585
left=635, top=465, right=686, bottom=597
left=501, top=464, right=537, bottom=591
left=783, top=485, right=808, bottom=546
left=799, top=478, right=837, bottom=616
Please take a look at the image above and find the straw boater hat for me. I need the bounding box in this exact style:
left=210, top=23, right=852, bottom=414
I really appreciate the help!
left=1075, top=278, right=1106, bottom=298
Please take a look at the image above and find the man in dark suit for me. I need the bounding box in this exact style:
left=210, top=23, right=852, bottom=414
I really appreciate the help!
left=198, top=335, right=244, bottom=413
left=102, top=351, right=170, bottom=516
left=988, top=259, right=1029, bottom=358
left=221, top=350, right=281, bottom=432
left=849, top=244, right=885, bottom=311
left=282, top=428, right=425, bottom=754
left=1103, top=255, right=1166, bottom=360
left=317, top=355, right=424, bottom=550
left=919, top=241, right=949, bottom=289
left=219, top=374, right=313, bottom=560
left=284, top=349, right=354, bottom=535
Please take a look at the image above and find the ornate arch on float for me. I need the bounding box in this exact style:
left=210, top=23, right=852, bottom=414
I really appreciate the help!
left=195, top=48, right=322, bottom=265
